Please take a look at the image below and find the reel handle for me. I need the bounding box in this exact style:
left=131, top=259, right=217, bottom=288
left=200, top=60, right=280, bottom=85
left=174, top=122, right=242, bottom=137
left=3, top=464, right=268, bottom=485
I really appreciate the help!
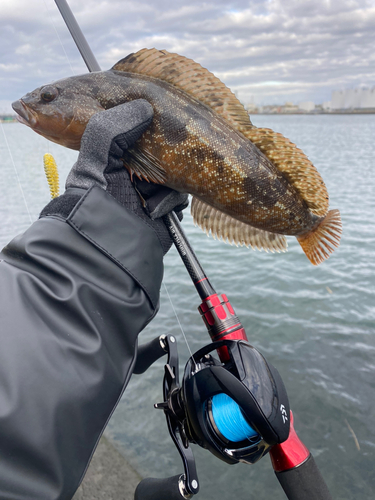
left=133, top=335, right=168, bottom=374
left=134, top=474, right=193, bottom=500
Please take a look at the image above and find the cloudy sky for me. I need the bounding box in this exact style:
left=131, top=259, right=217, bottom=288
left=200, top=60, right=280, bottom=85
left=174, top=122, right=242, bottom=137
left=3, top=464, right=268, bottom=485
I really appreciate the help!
left=1, top=0, right=374, bottom=113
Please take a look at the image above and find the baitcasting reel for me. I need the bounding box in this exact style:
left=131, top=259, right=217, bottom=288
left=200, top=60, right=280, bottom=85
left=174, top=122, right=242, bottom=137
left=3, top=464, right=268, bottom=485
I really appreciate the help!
left=154, top=335, right=291, bottom=497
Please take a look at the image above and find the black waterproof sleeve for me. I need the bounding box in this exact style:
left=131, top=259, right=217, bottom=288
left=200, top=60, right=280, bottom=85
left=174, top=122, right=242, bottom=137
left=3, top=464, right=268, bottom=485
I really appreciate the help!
left=0, top=186, right=164, bottom=500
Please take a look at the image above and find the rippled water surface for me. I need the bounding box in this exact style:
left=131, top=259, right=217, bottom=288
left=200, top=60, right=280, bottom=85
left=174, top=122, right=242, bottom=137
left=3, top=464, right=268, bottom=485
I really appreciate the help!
left=1, top=115, right=374, bottom=499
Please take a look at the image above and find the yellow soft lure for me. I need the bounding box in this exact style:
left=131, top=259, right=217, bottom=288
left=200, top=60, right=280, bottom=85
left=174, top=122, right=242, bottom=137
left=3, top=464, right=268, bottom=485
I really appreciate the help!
left=43, top=153, right=60, bottom=199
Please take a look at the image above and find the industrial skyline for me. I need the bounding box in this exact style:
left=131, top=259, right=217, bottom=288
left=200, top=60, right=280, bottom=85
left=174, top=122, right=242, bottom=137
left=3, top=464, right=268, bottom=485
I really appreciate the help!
left=243, top=84, right=375, bottom=114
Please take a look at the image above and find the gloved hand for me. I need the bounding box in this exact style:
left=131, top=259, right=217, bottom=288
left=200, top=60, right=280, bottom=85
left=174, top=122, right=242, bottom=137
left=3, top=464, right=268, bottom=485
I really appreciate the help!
left=42, top=99, right=188, bottom=255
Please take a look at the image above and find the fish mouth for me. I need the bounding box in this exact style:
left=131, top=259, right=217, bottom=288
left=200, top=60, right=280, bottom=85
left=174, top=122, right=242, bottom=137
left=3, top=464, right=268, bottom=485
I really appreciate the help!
left=12, top=100, right=38, bottom=128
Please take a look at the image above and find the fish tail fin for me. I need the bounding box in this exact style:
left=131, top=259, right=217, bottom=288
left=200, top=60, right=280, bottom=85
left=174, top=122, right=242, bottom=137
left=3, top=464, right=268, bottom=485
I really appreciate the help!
left=297, top=209, right=342, bottom=265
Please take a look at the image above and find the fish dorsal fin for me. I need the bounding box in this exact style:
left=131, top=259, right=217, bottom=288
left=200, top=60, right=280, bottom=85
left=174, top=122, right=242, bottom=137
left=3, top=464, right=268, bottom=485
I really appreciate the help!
left=112, top=48, right=253, bottom=133
left=242, top=127, right=329, bottom=217
left=191, top=196, right=287, bottom=253
left=113, top=49, right=329, bottom=218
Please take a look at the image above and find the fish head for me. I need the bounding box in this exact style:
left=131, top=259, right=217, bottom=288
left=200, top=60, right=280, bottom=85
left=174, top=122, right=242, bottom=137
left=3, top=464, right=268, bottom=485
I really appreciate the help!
left=12, top=76, right=105, bottom=150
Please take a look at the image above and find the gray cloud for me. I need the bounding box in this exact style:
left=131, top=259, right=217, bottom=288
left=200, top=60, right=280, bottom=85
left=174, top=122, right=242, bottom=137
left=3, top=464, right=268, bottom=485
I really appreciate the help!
left=1, top=0, right=374, bottom=112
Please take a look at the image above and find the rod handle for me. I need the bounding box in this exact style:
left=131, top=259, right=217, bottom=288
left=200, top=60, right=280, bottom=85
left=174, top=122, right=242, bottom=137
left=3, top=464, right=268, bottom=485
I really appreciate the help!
left=275, top=454, right=332, bottom=500
left=133, top=335, right=168, bottom=375
left=134, top=474, right=193, bottom=500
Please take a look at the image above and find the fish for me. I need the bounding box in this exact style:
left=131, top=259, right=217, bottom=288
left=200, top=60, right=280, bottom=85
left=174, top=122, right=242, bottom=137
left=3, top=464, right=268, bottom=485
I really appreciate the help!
left=12, top=48, right=341, bottom=265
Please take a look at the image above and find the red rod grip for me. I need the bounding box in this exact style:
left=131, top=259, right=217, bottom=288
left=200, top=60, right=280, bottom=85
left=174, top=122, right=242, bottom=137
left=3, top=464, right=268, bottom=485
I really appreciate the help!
left=270, top=411, right=310, bottom=472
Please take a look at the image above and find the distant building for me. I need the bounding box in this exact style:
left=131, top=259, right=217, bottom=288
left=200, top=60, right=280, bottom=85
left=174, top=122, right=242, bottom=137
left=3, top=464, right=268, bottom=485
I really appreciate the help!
left=245, top=102, right=259, bottom=113
left=298, top=101, right=315, bottom=112
left=0, top=114, right=17, bottom=123
left=360, top=88, right=375, bottom=108
left=331, top=91, right=343, bottom=109
left=331, top=87, right=375, bottom=109
left=283, top=102, right=300, bottom=113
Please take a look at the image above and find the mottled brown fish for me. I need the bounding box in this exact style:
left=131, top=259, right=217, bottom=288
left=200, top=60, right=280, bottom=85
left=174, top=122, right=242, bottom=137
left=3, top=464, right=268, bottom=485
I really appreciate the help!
left=12, top=48, right=341, bottom=265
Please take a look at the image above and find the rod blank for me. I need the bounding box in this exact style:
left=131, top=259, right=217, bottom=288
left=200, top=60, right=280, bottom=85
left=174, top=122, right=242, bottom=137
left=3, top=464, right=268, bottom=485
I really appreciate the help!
left=54, top=0, right=101, bottom=72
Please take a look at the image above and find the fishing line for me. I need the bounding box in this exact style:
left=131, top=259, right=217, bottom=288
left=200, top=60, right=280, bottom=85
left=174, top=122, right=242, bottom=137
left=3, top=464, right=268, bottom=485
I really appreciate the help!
left=39, top=0, right=76, bottom=186
left=42, top=0, right=75, bottom=75
left=210, top=393, right=258, bottom=442
left=1, top=122, right=33, bottom=224
left=163, top=282, right=197, bottom=369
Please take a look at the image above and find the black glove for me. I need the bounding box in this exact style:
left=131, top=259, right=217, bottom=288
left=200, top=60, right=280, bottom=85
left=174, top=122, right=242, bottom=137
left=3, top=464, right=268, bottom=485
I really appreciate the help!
left=42, top=100, right=188, bottom=254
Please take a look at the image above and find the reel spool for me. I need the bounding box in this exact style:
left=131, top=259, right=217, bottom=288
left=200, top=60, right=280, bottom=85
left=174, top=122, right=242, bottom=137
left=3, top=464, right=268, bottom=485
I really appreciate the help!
left=209, top=393, right=259, bottom=443
left=181, top=340, right=291, bottom=465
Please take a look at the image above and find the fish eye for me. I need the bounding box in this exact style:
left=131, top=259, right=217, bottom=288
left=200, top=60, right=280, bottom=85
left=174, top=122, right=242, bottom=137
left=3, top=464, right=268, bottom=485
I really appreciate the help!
left=40, top=86, right=58, bottom=103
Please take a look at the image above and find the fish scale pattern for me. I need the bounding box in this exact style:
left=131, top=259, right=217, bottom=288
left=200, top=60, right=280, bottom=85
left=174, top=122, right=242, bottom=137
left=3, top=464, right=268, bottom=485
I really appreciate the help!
left=13, top=48, right=341, bottom=264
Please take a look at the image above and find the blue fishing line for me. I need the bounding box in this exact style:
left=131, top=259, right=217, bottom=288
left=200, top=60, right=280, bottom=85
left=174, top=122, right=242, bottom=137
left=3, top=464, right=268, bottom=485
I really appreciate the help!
left=211, top=393, right=258, bottom=442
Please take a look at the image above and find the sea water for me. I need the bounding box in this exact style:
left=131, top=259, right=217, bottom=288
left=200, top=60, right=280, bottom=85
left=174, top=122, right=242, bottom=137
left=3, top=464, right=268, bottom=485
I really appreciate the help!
left=1, top=115, right=374, bottom=499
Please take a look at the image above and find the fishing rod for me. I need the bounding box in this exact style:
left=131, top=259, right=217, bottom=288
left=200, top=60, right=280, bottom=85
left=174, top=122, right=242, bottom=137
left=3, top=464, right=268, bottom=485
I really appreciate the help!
left=54, top=2, right=333, bottom=499
left=136, top=212, right=332, bottom=500
left=54, top=0, right=100, bottom=72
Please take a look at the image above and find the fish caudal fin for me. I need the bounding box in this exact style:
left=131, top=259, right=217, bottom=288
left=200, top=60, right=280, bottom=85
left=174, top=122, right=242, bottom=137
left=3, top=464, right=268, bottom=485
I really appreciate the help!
left=191, top=197, right=287, bottom=253
left=297, top=209, right=342, bottom=265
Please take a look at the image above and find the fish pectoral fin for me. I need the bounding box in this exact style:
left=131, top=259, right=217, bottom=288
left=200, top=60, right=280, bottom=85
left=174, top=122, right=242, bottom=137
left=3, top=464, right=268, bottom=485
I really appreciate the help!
left=191, top=197, right=287, bottom=253
left=122, top=147, right=167, bottom=184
